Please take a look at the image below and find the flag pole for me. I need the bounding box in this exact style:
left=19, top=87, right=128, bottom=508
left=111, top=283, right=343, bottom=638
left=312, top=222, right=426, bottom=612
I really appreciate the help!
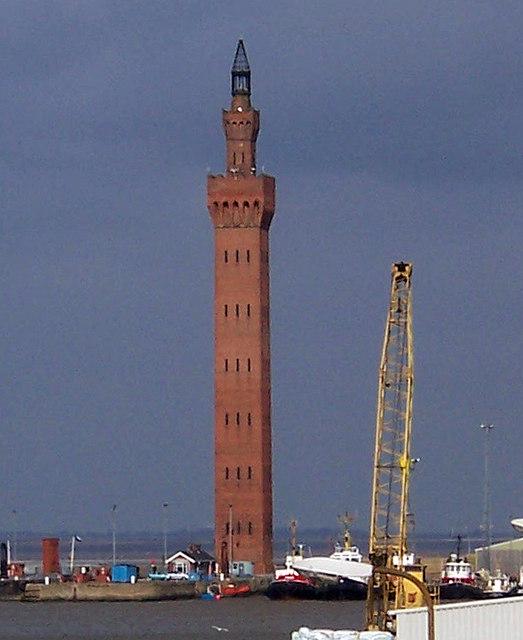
left=70, top=535, right=75, bottom=574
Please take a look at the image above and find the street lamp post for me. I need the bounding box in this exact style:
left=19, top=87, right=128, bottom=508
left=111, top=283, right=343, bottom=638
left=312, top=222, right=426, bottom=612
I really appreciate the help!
left=480, top=423, right=494, bottom=572
left=111, top=504, right=117, bottom=567
left=11, top=510, right=17, bottom=563
left=228, top=504, right=233, bottom=576
left=162, top=502, right=169, bottom=570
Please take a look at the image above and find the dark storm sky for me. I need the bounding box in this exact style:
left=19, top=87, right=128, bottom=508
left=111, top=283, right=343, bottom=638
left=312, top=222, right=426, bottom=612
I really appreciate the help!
left=2, top=1, right=522, bottom=535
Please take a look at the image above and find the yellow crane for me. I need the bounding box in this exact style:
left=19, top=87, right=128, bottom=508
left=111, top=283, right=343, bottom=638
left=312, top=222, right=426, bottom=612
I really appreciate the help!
left=366, top=262, right=417, bottom=630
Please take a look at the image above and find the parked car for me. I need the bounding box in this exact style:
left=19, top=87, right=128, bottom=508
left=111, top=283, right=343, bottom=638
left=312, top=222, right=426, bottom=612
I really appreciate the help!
left=166, top=572, right=189, bottom=580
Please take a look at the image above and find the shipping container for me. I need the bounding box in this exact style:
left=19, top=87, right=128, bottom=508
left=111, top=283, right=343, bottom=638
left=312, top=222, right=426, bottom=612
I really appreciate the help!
left=392, top=595, right=523, bottom=640
left=111, top=564, right=139, bottom=583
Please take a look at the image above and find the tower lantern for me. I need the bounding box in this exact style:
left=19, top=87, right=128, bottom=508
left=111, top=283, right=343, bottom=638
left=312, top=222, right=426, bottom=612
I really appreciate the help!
left=231, top=39, right=251, bottom=96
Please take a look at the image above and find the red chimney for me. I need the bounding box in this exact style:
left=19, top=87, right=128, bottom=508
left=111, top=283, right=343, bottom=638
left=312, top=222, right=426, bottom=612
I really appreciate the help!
left=42, top=538, right=61, bottom=575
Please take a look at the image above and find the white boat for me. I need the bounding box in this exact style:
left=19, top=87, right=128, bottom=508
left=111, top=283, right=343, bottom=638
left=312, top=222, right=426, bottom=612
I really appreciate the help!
left=292, top=544, right=372, bottom=584
left=510, top=517, right=523, bottom=533
left=481, top=569, right=514, bottom=598
left=291, top=525, right=372, bottom=600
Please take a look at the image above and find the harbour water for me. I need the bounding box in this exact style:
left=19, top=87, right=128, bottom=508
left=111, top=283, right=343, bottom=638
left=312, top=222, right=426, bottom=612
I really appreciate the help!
left=0, top=597, right=365, bottom=640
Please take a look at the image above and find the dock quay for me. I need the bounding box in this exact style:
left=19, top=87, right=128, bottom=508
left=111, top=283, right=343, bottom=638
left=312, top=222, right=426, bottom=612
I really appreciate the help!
left=20, top=576, right=270, bottom=602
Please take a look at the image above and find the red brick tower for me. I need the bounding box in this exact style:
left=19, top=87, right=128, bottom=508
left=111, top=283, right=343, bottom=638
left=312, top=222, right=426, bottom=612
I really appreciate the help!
left=207, top=40, right=275, bottom=575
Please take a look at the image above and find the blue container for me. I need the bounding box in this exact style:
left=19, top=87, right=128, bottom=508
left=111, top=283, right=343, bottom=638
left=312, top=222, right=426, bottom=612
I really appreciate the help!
left=111, top=564, right=139, bottom=583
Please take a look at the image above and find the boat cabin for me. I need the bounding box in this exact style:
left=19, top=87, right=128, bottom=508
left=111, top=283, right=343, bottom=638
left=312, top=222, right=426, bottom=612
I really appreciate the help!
left=330, top=544, right=363, bottom=563
left=441, top=553, right=475, bottom=584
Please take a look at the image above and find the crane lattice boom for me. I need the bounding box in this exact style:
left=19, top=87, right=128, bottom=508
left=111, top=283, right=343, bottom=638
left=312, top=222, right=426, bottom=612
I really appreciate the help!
left=369, top=261, right=414, bottom=575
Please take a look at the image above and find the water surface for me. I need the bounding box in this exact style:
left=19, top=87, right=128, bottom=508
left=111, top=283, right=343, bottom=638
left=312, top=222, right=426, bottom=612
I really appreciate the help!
left=0, top=597, right=365, bottom=640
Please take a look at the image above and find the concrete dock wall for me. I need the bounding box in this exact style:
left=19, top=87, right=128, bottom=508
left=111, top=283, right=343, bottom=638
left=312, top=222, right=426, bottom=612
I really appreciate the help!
left=24, top=580, right=201, bottom=602
left=22, top=576, right=270, bottom=602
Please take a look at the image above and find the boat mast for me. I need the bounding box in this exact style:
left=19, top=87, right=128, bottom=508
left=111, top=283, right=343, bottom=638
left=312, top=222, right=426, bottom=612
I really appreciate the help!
left=289, top=519, right=298, bottom=557
left=367, top=262, right=414, bottom=626
left=338, top=512, right=354, bottom=550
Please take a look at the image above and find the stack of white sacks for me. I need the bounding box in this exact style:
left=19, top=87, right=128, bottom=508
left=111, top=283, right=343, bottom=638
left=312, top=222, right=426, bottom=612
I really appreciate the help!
left=291, top=629, right=393, bottom=640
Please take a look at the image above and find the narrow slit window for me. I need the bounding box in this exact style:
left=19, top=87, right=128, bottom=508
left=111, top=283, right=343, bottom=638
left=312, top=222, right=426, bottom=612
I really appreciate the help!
left=225, top=522, right=230, bottom=535
left=237, top=521, right=241, bottom=534
left=241, top=152, right=245, bottom=163
left=247, top=358, right=251, bottom=372
left=248, top=466, right=252, bottom=479
left=235, top=250, right=240, bottom=263
left=248, top=522, right=253, bottom=535
left=225, top=467, right=229, bottom=480
left=247, top=412, right=252, bottom=426
left=225, top=413, right=229, bottom=426
left=233, top=152, right=237, bottom=165
left=236, top=466, right=241, bottom=480
left=236, top=358, right=240, bottom=372
left=224, top=304, right=228, bottom=317
left=224, top=250, right=228, bottom=263
left=236, top=412, right=240, bottom=426
left=235, top=304, right=240, bottom=317
left=224, top=358, right=229, bottom=372
left=246, top=249, right=250, bottom=263
left=247, top=304, right=251, bottom=317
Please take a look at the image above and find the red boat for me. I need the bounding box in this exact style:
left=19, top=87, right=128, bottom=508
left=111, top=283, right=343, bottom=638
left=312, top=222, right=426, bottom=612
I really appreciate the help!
left=220, top=582, right=251, bottom=597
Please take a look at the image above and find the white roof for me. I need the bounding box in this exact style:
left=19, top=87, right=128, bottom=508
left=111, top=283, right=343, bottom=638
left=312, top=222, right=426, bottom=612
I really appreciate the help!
left=475, top=536, right=523, bottom=552
left=166, top=551, right=195, bottom=564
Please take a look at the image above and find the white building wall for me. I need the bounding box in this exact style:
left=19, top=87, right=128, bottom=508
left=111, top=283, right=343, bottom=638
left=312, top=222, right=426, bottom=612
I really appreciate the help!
left=393, top=596, right=523, bottom=640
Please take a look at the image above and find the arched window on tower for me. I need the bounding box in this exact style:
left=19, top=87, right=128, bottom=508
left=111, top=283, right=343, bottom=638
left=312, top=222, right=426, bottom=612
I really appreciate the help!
left=225, top=467, right=229, bottom=480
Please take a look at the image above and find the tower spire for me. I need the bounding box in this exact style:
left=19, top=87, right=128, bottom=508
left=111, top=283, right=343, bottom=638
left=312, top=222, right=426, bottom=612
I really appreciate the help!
left=231, top=39, right=251, bottom=96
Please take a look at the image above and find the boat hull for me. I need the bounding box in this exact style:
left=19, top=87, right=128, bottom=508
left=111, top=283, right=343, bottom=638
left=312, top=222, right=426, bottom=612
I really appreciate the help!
left=440, top=582, right=485, bottom=601
left=266, top=577, right=367, bottom=601
left=266, top=579, right=317, bottom=600
left=315, top=577, right=367, bottom=601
